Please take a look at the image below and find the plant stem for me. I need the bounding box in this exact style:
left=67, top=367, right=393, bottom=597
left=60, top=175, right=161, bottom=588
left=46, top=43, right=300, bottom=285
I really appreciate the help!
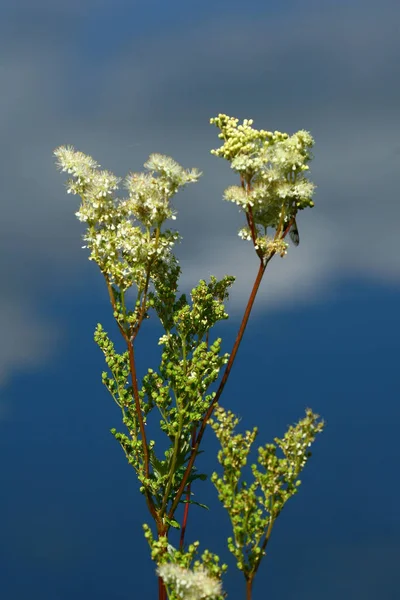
left=160, top=407, right=183, bottom=515
left=251, top=517, right=275, bottom=578
left=158, top=575, right=167, bottom=600
left=126, top=340, right=150, bottom=477
left=246, top=577, right=253, bottom=600
left=127, top=339, right=160, bottom=523
left=104, top=275, right=159, bottom=521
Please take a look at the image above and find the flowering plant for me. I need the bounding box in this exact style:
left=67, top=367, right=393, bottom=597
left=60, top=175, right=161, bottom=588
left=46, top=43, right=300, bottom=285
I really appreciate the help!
left=54, top=114, right=324, bottom=600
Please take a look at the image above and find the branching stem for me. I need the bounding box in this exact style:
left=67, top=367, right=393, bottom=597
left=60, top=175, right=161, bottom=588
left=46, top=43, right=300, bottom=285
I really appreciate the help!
left=168, top=258, right=267, bottom=519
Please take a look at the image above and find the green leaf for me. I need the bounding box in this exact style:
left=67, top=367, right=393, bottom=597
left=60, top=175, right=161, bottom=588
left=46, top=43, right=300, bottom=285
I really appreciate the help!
left=149, top=450, right=170, bottom=477
left=182, top=499, right=209, bottom=510
left=164, top=516, right=180, bottom=529
left=187, top=472, right=208, bottom=483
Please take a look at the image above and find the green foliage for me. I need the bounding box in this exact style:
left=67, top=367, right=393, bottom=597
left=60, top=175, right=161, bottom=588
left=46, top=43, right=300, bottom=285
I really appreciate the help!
left=209, top=406, right=324, bottom=581
left=95, top=276, right=234, bottom=514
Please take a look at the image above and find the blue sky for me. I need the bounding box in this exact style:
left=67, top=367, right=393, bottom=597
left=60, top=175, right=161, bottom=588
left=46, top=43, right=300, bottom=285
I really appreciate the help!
left=1, top=1, right=399, bottom=599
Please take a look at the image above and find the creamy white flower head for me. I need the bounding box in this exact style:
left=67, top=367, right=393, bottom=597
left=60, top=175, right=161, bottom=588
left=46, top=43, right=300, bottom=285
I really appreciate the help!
left=157, top=563, right=223, bottom=600
left=54, top=145, right=99, bottom=175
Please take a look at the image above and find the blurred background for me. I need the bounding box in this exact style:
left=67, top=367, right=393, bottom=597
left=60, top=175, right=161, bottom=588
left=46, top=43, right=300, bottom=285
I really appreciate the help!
left=1, top=1, right=399, bottom=598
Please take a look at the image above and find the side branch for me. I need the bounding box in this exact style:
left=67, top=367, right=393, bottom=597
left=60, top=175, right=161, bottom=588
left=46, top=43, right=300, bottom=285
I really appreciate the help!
left=168, top=259, right=267, bottom=518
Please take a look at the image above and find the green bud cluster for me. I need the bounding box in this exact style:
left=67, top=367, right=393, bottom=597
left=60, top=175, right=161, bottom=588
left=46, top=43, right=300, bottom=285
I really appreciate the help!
left=210, top=114, right=278, bottom=163
left=209, top=406, right=324, bottom=582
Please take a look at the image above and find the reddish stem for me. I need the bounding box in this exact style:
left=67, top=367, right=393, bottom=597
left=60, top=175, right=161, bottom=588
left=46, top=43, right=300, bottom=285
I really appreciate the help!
left=246, top=577, right=253, bottom=600
left=127, top=341, right=150, bottom=477
left=158, top=576, right=167, bottom=600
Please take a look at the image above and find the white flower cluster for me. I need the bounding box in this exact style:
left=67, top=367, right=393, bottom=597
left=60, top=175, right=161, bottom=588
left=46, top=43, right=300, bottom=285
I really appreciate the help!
left=157, top=563, right=223, bottom=600
left=54, top=145, right=200, bottom=291
left=125, top=153, right=201, bottom=227
left=210, top=116, right=315, bottom=257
